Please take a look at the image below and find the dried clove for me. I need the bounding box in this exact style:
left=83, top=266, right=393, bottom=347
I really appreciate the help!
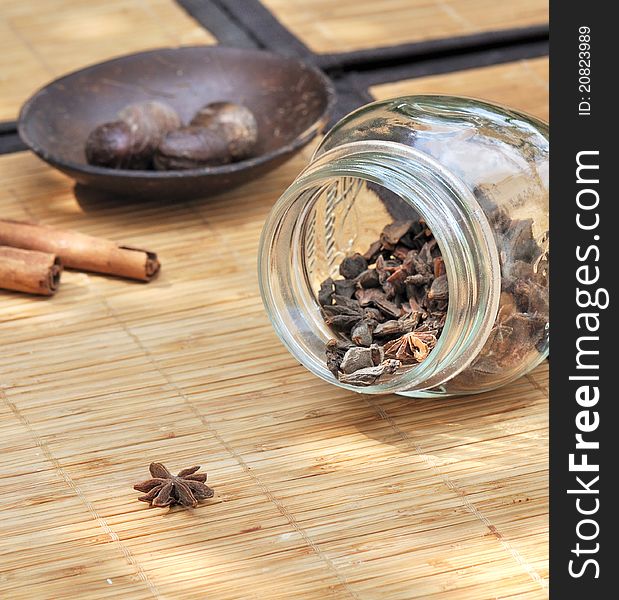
left=380, top=221, right=413, bottom=247
left=446, top=186, right=549, bottom=390
left=339, top=360, right=401, bottom=386
left=373, top=312, right=422, bottom=337
left=356, top=268, right=380, bottom=288
left=362, top=240, right=383, bottom=263
left=340, top=344, right=383, bottom=374
left=318, top=277, right=334, bottom=306
left=339, top=253, right=368, bottom=279
left=351, top=320, right=373, bottom=346
left=333, top=278, right=357, bottom=298
left=427, top=274, right=448, bottom=302
left=325, top=338, right=353, bottom=376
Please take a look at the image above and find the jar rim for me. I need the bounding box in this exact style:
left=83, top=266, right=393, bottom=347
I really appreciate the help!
left=259, top=140, right=502, bottom=394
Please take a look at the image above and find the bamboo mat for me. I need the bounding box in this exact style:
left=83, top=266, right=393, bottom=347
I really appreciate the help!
left=260, top=0, right=548, bottom=54
left=0, top=0, right=215, bottom=122
left=371, top=57, right=549, bottom=121
left=0, top=59, right=548, bottom=599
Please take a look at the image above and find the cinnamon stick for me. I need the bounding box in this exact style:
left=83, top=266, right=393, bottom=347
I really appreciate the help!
left=0, top=220, right=160, bottom=281
left=0, top=246, right=62, bottom=296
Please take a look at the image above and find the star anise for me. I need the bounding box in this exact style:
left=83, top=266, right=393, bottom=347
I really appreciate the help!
left=134, top=462, right=214, bottom=508
left=383, top=331, right=437, bottom=364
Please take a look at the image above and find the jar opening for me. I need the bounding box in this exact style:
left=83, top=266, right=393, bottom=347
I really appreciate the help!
left=259, top=141, right=501, bottom=394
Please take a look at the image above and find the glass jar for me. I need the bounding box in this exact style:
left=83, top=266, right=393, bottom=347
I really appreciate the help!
left=259, top=96, right=549, bottom=396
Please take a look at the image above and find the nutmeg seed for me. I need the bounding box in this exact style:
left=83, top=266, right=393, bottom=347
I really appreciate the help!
left=190, top=102, right=258, bottom=160
left=85, top=121, right=144, bottom=169
left=85, top=100, right=181, bottom=169
left=154, top=126, right=236, bottom=170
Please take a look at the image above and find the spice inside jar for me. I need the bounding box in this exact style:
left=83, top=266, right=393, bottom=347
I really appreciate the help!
left=319, top=218, right=448, bottom=387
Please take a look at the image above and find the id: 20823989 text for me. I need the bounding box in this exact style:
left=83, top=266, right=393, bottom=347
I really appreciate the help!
left=578, top=26, right=592, bottom=116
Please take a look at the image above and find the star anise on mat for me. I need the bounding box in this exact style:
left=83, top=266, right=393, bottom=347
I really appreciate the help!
left=134, top=463, right=214, bottom=508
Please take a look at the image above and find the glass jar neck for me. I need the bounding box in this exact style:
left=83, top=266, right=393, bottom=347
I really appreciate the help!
left=259, top=140, right=501, bottom=394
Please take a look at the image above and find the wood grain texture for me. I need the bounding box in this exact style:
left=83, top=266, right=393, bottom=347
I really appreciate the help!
left=0, top=0, right=215, bottom=121
left=0, top=59, right=548, bottom=599
left=371, top=57, right=549, bottom=121
left=260, top=0, right=548, bottom=53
